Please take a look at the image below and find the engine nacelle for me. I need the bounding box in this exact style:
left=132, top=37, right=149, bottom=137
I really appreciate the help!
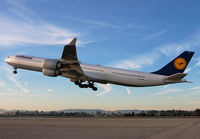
left=42, top=59, right=62, bottom=70
left=42, top=69, right=61, bottom=77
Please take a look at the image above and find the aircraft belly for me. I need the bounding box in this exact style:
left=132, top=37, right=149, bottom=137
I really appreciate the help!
left=104, top=73, right=165, bottom=87
left=83, top=70, right=105, bottom=81
left=12, top=59, right=43, bottom=72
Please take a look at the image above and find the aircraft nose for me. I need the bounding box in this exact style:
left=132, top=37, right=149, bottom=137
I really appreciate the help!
left=4, top=57, right=9, bottom=63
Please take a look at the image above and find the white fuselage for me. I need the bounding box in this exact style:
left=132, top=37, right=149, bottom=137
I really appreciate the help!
left=5, top=55, right=170, bottom=87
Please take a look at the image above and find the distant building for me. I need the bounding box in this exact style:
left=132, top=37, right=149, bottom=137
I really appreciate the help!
left=4, top=112, right=16, bottom=117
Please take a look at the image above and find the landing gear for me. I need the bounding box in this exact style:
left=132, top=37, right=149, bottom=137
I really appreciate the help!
left=88, top=82, right=97, bottom=91
left=92, top=87, right=97, bottom=91
left=74, top=81, right=98, bottom=91
left=13, top=68, right=17, bottom=74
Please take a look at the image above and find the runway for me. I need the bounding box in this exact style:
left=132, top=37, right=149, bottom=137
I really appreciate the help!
left=0, top=117, right=199, bottom=139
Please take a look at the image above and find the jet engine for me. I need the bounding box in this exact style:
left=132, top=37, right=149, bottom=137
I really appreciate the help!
left=42, top=69, right=61, bottom=77
left=42, top=59, right=63, bottom=70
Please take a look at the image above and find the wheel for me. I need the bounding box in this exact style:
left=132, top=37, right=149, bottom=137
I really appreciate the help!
left=79, top=84, right=84, bottom=88
left=83, top=84, right=89, bottom=88
left=74, top=81, right=79, bottom=85
left=13, top=71, right=17, bottom=74
left=92, top=87, right=97, bottom=91
left=89, top=83, right=94, bottom=88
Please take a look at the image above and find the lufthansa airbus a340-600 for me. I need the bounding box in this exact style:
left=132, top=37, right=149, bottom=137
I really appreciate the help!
left=5, top=38, right=194, bottom=91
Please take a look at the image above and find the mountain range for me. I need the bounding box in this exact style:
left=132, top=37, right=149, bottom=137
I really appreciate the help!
left=0, top=109, right=7, bottom=114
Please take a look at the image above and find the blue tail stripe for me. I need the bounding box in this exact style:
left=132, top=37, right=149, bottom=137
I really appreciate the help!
left=152, top=51, right=194, bottom=76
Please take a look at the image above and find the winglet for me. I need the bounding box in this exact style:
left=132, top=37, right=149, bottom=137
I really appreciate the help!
left=68, top=38, right=77, bottom=45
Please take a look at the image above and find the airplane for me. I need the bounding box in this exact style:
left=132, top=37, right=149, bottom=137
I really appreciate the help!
left=5, top=38, right=194, bottom=91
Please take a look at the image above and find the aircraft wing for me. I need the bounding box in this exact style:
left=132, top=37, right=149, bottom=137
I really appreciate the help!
left=60, top=38, right=87, bottom=82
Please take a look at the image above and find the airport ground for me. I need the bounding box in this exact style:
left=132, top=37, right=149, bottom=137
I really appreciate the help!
left=0, top=117, right=199, bottom=139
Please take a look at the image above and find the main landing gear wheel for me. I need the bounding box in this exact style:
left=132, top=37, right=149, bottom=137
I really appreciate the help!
left=75, top=81, right=98, bottom=91
left=88, top=82, right=98, bottom=91
left=92, top=87, right=97, bottom=91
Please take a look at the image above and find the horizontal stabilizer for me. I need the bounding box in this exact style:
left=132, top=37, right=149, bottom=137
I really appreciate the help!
left=164, top=73, right=188, bottom=81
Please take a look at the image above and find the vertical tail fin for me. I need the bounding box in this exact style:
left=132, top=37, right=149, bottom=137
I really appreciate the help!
left=152, top=51, right=194, bottom=76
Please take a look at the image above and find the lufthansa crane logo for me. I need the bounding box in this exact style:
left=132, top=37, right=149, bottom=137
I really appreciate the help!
left=174, top=57, right=187, bottom=70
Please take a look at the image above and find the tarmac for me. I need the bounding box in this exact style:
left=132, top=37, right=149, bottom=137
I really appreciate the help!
left=0, top=117, right=199, bottom=139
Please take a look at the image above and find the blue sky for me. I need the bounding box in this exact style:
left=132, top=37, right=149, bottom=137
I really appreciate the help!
left=0, top=0, right=200, bottom=111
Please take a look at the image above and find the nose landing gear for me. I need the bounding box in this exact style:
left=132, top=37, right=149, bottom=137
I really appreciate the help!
left=13, top=67, right=17, bottom=74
